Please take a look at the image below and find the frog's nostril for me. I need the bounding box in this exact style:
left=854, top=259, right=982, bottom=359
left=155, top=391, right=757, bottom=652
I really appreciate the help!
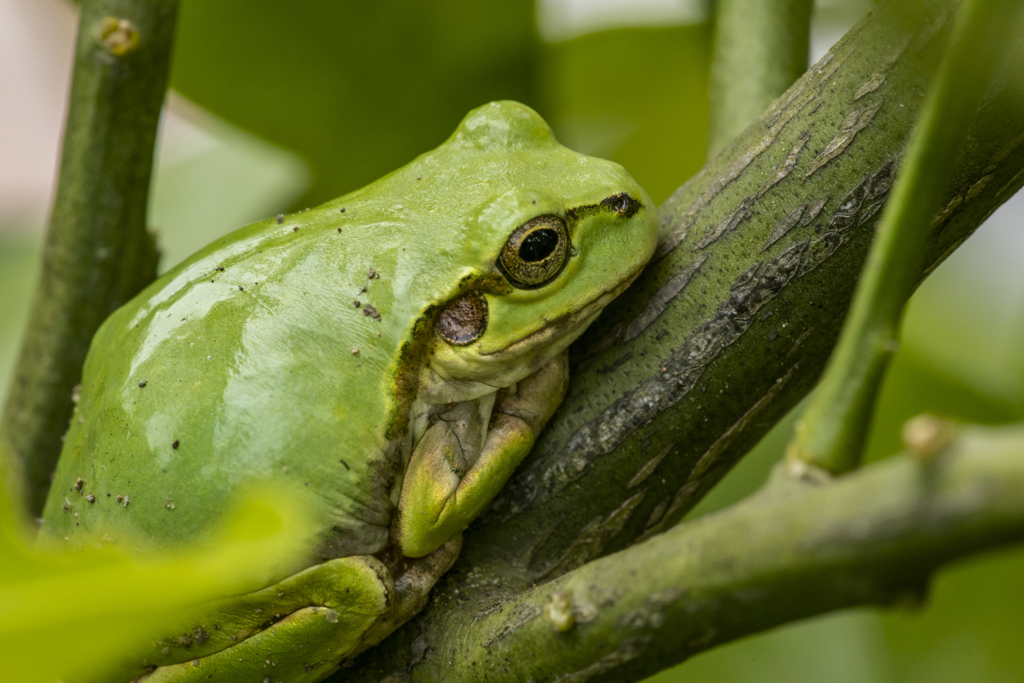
left=600, top=192, right=639, bottom=218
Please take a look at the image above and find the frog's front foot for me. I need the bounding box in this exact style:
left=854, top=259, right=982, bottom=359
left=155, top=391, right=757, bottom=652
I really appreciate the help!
left=396, top=352, right=569, bottom=557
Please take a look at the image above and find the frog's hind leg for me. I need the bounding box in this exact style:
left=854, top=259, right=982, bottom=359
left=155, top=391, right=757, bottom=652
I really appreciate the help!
left=142, top=555, right=392, bottom=683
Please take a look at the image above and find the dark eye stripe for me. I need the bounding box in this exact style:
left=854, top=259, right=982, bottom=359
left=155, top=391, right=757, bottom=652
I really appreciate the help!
left=600, top=193, right=641, bottom=217
left=566, top=193, right=641, bottom=221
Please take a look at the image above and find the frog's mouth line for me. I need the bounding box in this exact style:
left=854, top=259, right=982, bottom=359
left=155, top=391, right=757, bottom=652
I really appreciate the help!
left=479, top=265, right=646, bottom=357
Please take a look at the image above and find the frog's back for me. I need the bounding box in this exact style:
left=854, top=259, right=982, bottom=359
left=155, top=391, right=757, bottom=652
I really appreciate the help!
left=41, top=195, right=429, bottom=555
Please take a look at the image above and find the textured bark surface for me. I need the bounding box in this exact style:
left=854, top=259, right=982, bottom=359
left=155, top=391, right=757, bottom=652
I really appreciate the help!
left=338, top=0, right=1024, bottom=680
left=0, top=0, right=177, bottom=515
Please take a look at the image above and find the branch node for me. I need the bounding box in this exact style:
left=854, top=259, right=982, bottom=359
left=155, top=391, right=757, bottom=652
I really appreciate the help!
left=782, top=447, right=833, bottom=485
left=96, top=17, right=140, bottom=56
left=902, top=414, right=957, bottom=463
left=543, top=592, right=575, bottom=632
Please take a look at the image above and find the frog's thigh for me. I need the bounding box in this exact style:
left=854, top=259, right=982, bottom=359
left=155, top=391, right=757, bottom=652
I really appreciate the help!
left=145, top=555, right=392, bottom=683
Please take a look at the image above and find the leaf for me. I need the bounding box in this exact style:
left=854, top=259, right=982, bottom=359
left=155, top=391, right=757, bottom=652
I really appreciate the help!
left=0, top=480, right=313, bottom=683
left=538, top=23, right=711, bottom=205
left=170, top=0, right=538, bottom=206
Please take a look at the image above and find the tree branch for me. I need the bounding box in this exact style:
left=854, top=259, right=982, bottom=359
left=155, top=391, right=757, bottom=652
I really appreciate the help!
left=381, top=422, right=1024, bottom=683
left=341, top=0, right=1024, bottom=678
left=0, top=0, right=179, bottom=516
left=708, top=0, right=814, bottom=157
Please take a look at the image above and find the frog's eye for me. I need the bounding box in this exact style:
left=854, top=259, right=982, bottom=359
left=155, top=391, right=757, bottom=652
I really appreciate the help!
left=498, top=215, right=570, bottom=289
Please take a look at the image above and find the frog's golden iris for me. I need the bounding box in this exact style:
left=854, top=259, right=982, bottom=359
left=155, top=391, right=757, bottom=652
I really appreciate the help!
left=497, top=214, right=570, bottom=288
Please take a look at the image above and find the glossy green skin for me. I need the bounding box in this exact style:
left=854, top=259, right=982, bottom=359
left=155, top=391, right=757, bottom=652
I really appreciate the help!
left=40, top=101, right=657, bottom=681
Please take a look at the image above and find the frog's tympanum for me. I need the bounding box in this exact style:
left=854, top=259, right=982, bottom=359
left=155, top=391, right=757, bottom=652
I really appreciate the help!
left=40, top=101, right=658, bottom=682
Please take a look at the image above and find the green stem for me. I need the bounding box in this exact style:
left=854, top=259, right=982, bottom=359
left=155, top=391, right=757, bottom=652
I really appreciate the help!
left=788, top=0, right=1021, bottom=476
left=0, top=0, right=179, bottom=517
left=708, top=0, right=814, bottom=158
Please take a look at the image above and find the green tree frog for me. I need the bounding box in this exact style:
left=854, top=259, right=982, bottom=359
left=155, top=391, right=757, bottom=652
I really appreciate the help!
left=40, top=101, right=657, bottom=682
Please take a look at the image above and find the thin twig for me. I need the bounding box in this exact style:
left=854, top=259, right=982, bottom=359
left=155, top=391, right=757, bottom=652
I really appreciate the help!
left=788, top=0, right=1022, bottom=475
left=0, top=0, right=179, bottom=516
left=708, top=0, right=814, bottom=158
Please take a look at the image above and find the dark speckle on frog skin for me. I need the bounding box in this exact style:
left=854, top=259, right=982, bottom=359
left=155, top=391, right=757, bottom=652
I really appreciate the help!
left=339, top=207, right=346, bottom=213
left=73, top=478, right=84, bottom=491
left=292, top=226, right=299, bottom=232
left=353, top=300, right=361, bottom=307
left=339, top=459, right=350, bottom=470
left=86, top=494, right=95, bottom=503
left=238, top=286, right=244, bottom=291
left=138, top=380, right=147, bottom=388
left=172, top=439, right=180, bottom=450
left=116, top=495, right=123, bottom=503
left=276, top=214, right=284, bottom=224
left=363, top=304, right=381, bottom=320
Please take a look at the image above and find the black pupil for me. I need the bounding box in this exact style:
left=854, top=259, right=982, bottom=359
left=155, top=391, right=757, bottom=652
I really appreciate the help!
left=615, top=196, right=630, bottom=212
left=519, top=229, right=559, bottom=262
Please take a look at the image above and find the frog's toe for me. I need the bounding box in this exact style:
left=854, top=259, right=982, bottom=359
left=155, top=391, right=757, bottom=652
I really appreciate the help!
left=139, top=555, right=393, bottom=683
left=144, top=604, right=369, bottom=683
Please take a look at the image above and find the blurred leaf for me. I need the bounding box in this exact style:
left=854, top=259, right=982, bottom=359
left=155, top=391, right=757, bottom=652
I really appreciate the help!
left=538, top=23, right=711, bottom=204
left=647, top=609, right=889, bottom=683
left=0, top=241, right=41, bottom=408
left=169, top=0, right=538, bottom=207
left=0, top=480, right=313, bottom=683
left=881, top=545, right=1024, bottom=683
left=151, top=99, right=311, bottom=272
left=897, top=191, right=1024, bottom=411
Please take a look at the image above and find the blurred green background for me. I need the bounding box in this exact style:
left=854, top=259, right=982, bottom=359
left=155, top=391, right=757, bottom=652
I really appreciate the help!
left=2, top=0, right=1023, bottom=680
